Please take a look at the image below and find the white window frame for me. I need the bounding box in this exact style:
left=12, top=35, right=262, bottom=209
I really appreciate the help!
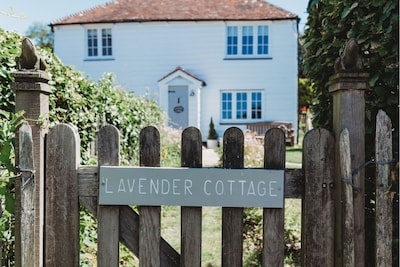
left=220, top=90, right=264, bottom=122
left=85, top=27, right=114, bottom=60
left=225, top=23, right=271, bottom=59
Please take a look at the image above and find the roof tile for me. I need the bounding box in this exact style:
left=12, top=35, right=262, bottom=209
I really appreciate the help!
left=51, top=0, right=297, bottom=26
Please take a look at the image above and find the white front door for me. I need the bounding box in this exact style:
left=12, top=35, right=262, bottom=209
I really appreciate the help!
left=168, top=85, right=189, bottom=129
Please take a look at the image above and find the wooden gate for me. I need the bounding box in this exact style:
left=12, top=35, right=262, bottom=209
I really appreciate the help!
left=39, top=123, right=336, bottom=267
left=17, top=112, right=394, bottom=266
left=12, top=40, right=394, bottom=267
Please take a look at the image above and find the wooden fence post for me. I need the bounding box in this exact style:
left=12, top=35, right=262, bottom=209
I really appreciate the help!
left=139, top=126, right=161, bottom=267
left=12, top=70, right=51, bottom=267
left=329, top=67, right=369, bottom=267
left=222, top=127, right=244, bottom=267
left=263, top=128, right=285, bottom=266
left=302, top=128, right=335, bottom=266
left=45, top=124, right=80, bottom=266
left=375, top=110, right=393, bottom=267
left=339, top=129, right=355, bottom=267
left=181, top=127, right=202, bottom=266
left=18, top=122, right=34, bottom=266
left=98, top=125, right=120, bottom=267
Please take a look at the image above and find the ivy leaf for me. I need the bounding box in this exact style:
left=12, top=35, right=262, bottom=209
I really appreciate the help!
left=341, top=2, right=359, bottom=19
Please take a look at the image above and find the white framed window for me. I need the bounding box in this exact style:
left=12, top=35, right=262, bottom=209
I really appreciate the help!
left=226, top=24, right=269, bottom=58
left=86, top=28, right=113, bottom=59
left=221, top=90, right=263, bottom=121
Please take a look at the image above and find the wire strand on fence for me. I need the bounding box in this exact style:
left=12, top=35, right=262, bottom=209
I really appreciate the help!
left=342, top=158, right=397, bottom=191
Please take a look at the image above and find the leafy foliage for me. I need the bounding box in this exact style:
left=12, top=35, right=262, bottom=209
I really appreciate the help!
left=303, top=0, right=398, bottom=134
left=298, top=78, right=315, bottom=110
left=302, top=0, right=399, bottom=265
left=0, top=27, right=164, bottom=265
left=25, top=22, right=54, bottom=50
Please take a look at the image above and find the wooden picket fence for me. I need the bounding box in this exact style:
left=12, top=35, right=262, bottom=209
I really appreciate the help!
left=15, top=110, right=393, bottom=266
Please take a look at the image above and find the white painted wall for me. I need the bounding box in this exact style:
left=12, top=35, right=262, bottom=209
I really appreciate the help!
left=53, top=19, right=298, bottom=141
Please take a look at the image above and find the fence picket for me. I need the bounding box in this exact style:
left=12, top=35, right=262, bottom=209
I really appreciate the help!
left=45, top=124, right=80, bottom=266
left=222, top=127, right=244, bottom=267
left=339, top=129, right=355, bottom=266
left=18, top=122, right=34, bottom=267
left=302, top=128, right=335, bottom=266
left=181, top=127, right=202, bottom=266
left=139, top=126, right=161, bottom=267
left=375, top=110, right=393, bottom=267
left=98, top=125, right=120, bottom=267
left=263, top=128, right=286, bottom=267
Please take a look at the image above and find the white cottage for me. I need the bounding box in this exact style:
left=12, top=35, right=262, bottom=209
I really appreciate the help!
left=51, top=0, right=299, bottom=143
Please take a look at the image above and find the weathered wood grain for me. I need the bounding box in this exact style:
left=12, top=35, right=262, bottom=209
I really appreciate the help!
left=263, top=128, right=285, bottom=267
left=302, top=128, right=335, bottom=267
left=222, top=127, right=244, bottom=267
left=181, top=127, right=202, bottom=267
left=97, top=125, right=120, bottom=267
left=13, top=70, right=51, bottom=267
left=45, top=124, right=80, bottom=266
left=139, top=126, right=161, bottom=267
left=339, top=129, right=355, bottom=267
left=330, top=72, right=368, bottom=266
left=18, top=122, right=34, bottom=267
left=375, top=110, right=393, bottom=267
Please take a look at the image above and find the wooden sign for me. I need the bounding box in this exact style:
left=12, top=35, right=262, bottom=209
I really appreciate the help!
left=99, top=166, right=284, bottom=208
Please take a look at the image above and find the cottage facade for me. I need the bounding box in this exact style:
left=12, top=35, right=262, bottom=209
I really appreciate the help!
left=51, top=0, right=299, bottom=141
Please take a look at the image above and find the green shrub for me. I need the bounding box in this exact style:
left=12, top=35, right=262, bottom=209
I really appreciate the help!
left=0, top=28, right=164, bottom=265
left=207, top=117, right=218, bottom=140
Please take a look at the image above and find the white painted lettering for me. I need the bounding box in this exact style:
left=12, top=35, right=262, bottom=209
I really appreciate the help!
left=239, top=180, right=246, bottom=195
left=105, top=178, right=114, bottom=193
left=173, top=179, right=181, bottom=195
left=257, top=181, right=266, bottom=196
left=269, top=181, right=277, bottom=197
left=247, top=181, right=255, bottom=196
left=127, top=178, right=136, bottom=192
left=162, top=179, right=170, bottom=194
left=150, top=179, right=159, bottom=194
left=227, top=180, right=235, bottom=195
left=138, top=178, right=146, bottom=194
left=204, top=180, right=211, bottom=196
left=184, top=179, right=193, bottom=195
left=118, top=178, right=126, bottom=192
left=215, top=180, right=224, bottom=195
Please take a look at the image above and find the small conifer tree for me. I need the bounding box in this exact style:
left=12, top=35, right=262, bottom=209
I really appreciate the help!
left=207, top=117, right=218, bottom=140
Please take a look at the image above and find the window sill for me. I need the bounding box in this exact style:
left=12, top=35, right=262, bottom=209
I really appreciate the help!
left=84, top=57, right=115, bottom=62
left=223, top=56, right=273, bottom=61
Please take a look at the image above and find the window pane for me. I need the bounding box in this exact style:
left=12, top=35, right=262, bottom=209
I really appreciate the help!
left=222, top=92, right=232, bottom=119
left=251, top=92, right=262, bottom=119
left=257, top=26, right=269, bottom=55
left=227, top=26, right=238, bottom=55
left=242, top=26, right=253, bottom=55
left=102, top=28, right=112, bottom=56
left=87, top=29, right=98, bottom=57
left=236, top=92, right=247, bottom=119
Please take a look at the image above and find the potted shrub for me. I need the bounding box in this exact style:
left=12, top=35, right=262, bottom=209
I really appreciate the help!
left=207, top=117, right=218, bottom=149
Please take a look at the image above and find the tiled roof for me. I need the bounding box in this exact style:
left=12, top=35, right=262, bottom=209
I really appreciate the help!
left=51, top=0, right=297, bottom=26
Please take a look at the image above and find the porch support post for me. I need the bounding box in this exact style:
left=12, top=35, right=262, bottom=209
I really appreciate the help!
left=329, top=71, right=368, bottom=267
left=12, top=70, right=51, bottom=267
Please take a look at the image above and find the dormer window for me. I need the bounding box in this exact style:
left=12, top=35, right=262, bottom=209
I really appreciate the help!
left=86, top=28, right=113, bottom=59
left=226, top=24, right=269, bottom=58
